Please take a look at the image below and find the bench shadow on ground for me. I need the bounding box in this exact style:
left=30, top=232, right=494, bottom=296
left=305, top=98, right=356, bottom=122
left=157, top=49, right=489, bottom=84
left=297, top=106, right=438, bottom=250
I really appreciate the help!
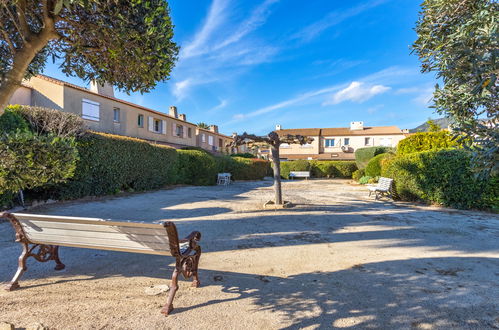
left=3, top=255, right=497, bottom=329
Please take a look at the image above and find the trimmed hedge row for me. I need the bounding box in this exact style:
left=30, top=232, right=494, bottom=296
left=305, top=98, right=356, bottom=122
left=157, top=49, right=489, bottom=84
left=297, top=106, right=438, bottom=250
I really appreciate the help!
left=355, top=146, right=394, bottom=169
left=397, top=131, right=466, bottom=155
left=382, top=149, right=496, bottom=209
left=365, top=153, right=392, bottom=177
left=280, top=160, right=358, bottom=179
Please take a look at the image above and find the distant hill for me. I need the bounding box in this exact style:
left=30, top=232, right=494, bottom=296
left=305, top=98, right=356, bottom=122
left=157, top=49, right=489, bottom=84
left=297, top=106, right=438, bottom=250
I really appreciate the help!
left=409, top=118, right=454, bottom=133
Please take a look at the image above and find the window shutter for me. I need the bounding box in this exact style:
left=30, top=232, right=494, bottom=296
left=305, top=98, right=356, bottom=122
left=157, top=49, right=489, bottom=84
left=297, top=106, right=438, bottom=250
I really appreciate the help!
left=182, top=126, right=187, bottom=138
left=162, top=120, right=167, bottom=134
left=172, top=123, right=176, bottom=136
left=148, top=117, right=154, bottom=132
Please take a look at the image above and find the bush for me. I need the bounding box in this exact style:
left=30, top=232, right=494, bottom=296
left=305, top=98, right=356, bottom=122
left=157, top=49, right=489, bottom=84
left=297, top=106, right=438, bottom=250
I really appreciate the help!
left=310, top=161, right=358, bottom=178
left=176, top=149, right=218, bottom=185
left=355, top=147, right=393, bottom=169
left=0, top=107, right=30, bottom=133
left=230, top=153, right=255, bottom=158
left=41, top=132, right=178, bottom=199
left=217, top=156, right=270, bottom=180
left=365, top=153, right=392, bottom=177
left=280, top=160, right=311, bottom=179
left=358, top=176, right=373, bottom=184
left=10, top=105, right=86, bottom=137
left=352, top=169, right=365, bottom=181
left=382, top=149, right=492, bottom=209
left=397, top=131, right=467, bottom=155
left=0, top=131, right=78, bottom=194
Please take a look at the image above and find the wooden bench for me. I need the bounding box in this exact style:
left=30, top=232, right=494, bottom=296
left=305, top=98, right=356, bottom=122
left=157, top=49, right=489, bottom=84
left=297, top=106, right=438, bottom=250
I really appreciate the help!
left=0, top=212, right=202, bottom=316
left=289, top=171, right=311, bottom=180
left=367, top=177, right=394, bottom=200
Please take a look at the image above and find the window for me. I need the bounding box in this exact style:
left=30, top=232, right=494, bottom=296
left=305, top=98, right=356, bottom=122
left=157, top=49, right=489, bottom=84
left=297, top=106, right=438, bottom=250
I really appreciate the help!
left=380, top=137, right=392, bottom=147
left=344, top=138, right=350, bottom=145
left=82, top=99, right=100, bottom=121
left=208, top=135, right=214, bottom=146
left=365, top=137, right=371, bottom=146
left=219, top=138, right=223, bottom=148
left=188, top=127, right=192, bottom=138
left=138, top=114, right=144, bottom=127
left=325, top=139, right=335, bottom=147
left=113, top=108, right=120, bottom=122
left=154, top=119, right=162, bottom=133
left=175, top=124, right=184, bottom=137
left=202, top=134, right=206, bottom=143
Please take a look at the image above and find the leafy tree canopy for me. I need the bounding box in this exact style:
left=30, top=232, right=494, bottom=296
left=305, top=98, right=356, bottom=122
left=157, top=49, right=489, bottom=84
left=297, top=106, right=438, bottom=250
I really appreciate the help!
left=197, top=122, right=210, bottom=129
left=0, top=0, right=179, bottom=107
left=412, top=0, right=498, bottom=176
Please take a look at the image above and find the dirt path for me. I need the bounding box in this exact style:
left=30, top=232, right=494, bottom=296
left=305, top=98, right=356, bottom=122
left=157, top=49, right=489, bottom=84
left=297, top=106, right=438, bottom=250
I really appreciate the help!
left=1, top=179, right=498, bottom=329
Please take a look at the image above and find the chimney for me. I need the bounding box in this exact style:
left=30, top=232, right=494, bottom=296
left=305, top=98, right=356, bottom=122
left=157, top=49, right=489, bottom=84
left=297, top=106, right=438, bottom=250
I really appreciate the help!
left=209, top=125, right=219, bottom=133
left=169, top=106, right=178, bottom=118
left=275, top=124, right=282, bottom=130
left=350, top=121, right=364, bottom=130
left=401, top=129, right=409, bottom=133
left=179, top=114, right=186, bottom=121
left=90, top=81, right=114, bottom=97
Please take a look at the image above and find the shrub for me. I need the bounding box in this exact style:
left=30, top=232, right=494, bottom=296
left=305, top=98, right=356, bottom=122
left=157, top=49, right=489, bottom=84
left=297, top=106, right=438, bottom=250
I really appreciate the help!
left=40, top=132, right=178, bottom=199
left=10, top=105, right=86, bottom=137
left=230, top=153, right=255, bottom=158
left=352, top=169, right=365, bottom=181
left=358, top=176, right=372, bottom=184
left=0, top=131, right=78, bottom=195
left=355, top=147, right=393, bottom=169
left=311, top=161, right=358, bottom=178
left=365, top=153, right=392, bottom=177
left=280, top=160, right=311, bottom=179
left=176, top=149, right=218, bottom=185
left=217, top=156, right=270, bottom=180
left=0, top=106, right=30, bottom=133
left=382, top=149, right=491, bottom=209
left=397, top=131, right=467, bottom=155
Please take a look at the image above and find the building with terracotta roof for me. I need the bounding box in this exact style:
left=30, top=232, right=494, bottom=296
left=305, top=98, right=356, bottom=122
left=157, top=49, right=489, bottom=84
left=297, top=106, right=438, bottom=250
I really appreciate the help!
left=8, top=75, right=234, bottom=153
left=275, top=122, right=406, bottom=160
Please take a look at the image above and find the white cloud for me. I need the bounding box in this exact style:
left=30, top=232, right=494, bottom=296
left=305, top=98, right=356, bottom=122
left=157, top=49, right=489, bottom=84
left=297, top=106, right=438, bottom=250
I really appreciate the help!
left=324, top=81, right=390, bottom=105
left=292, top=0, right=389, bottom=43
left=208, top=99, right=228, bottom=112
left=173, top=79, right=192, bottom=100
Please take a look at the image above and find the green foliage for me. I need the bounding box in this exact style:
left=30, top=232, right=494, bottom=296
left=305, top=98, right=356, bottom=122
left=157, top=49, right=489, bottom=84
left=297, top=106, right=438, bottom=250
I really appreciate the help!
left=280, top=160, right=357, bottom=179
left=1, top=0, right=178, bottom=99
left=176, top=150, right=218, bottom=186
left=365, top=153, right=391, bottom=177
left=426, top=119, right=441, bottom=132
left=413, top=0, right=498, bottom=175
left=358, top=176, right=373, bottom=185
left=355, top=147, right=394, bottom=169
left=197, top=122, right=210, bottom=129
left=0, top=131, right=78, bottom=194
left=230, top=153, right=255, bottom=159
left=382, top=149, right=493, bottom=209
left=46, top=132, right=178, bottom=199
left=217, top=156, right=270, bottom=181
left=397, top=131, right=466, bottom=155
left=13, top=105, right=86, bottom=137
left=352, top=169, right=365, bottom=181
left=310, top=161, right=358, bottom=178
left=280, top=160, right=311, bottom=179
left=0, top=106, right=30, bottom=133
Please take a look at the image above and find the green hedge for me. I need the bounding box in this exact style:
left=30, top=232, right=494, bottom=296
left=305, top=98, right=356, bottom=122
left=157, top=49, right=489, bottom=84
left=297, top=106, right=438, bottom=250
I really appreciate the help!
left=177, top=149, right=218, bottom=185
left=41, top=132, right=179, bottom=199
left=397, top=131, right=466, bottom=155
left=280, top=160, right=357, bottom=179
left=381, top=149, right=494, bottom=209
left=229, top=153, right=255, bottom=159
left=365, top=153, right=392, bottom=177
left=355, top=147, right=393, bottom=169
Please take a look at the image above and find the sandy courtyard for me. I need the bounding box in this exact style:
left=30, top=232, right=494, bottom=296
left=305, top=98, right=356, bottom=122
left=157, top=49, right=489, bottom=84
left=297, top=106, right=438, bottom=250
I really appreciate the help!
left=0, top=179, right=498, bottom=329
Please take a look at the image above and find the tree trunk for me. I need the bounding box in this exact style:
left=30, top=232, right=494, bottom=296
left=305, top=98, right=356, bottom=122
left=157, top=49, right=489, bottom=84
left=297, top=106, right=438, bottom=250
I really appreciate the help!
left=0, top=23, right=56, bottom=111
left=270, top=145, right=282, bottom=205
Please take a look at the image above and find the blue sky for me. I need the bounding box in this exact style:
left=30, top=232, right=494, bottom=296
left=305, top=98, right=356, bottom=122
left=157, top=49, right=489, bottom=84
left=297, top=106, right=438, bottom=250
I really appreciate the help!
left=44, top=0, right=438, bottom=135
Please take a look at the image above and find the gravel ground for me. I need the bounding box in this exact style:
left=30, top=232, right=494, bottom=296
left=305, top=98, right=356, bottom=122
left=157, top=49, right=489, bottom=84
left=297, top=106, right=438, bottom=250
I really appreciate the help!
left=0, top=179, right=498, bottom=330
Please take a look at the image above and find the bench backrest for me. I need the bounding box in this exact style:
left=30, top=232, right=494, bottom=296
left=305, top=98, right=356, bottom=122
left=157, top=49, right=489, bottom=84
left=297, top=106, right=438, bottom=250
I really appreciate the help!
left=10, top=213, right=178, bottom=256
left=289, top=171, right=310, bottom=177
left=377, top=177, right=393, bottom=190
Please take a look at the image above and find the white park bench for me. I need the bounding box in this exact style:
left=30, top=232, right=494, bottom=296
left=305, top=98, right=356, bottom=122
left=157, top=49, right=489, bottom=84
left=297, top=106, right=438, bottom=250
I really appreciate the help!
left=289, top=171, right=311, bottom=180
left=367, top=177, right=394, bottom=200
left=1, top=212, right=202, bottom=316
left=217, top=173, right=231, bottom=185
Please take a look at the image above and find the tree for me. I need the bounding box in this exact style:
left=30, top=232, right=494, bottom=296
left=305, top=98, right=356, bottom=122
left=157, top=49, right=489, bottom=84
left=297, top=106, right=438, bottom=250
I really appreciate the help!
left=197, top=122, right=210, bottom=129
left=412, top=0, right=498, bottom=176
left=0, top=0, right=179, bottom=109
left=231, top=132, right=313, bottom=205
left=426, top=119, right=441, bottom=132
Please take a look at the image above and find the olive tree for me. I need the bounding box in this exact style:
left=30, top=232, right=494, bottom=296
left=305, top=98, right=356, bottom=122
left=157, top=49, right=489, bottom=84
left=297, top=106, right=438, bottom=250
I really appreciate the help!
left=231, top=131, right=313, bottom=205
left=412, top=0, right=498, bottom=176
left=0, top=0, right=179, bottom=109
